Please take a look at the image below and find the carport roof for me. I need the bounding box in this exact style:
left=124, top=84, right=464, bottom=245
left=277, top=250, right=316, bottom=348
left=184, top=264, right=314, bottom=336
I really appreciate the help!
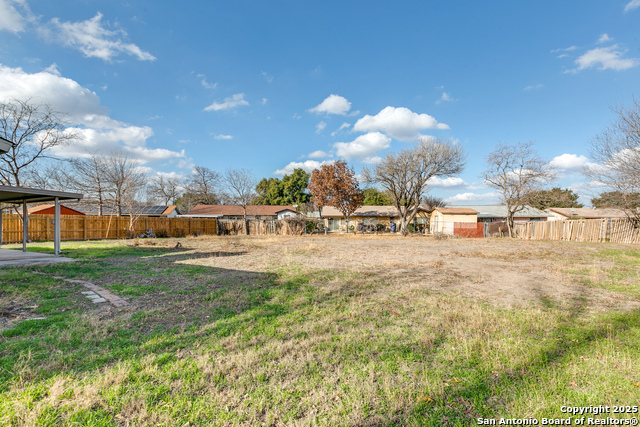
left=0, top=136, right=11, bottom=153
left=0, top=185, right=83, bottom=204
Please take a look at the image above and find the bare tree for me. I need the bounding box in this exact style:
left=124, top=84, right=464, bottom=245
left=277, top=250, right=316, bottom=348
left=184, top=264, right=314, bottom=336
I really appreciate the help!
left=483, top=142, right=555, bottom=237
left=188, top=166, right=220, bottom=203
left=23, top=162, right=70, bottom=191
left=224, top=168, right=257, bottom=234
left=586, top=98, right=640, bottom=226
left=103, top=152, right=147, bottom=217
left=422, top=195, right=447, bottom=213
left=0, top=98, right=78, bottom=186
left=65, top=154, right=112, bottom=215
left=149, top=175, right=181, bottom=205
left=363, top=138, right=465, bottom=236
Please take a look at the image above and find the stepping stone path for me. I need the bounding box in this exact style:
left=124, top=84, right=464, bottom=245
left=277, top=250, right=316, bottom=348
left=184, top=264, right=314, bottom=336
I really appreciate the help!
left=52, top=276, right=129, bottom=308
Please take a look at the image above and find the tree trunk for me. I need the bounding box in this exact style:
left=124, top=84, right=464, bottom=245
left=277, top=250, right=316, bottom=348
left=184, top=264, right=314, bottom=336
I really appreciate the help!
left=507, top=213, right=515, bottom=238
left=243, top=206, right=248, bottom=235
left=400, top=217, right=410, bottom=236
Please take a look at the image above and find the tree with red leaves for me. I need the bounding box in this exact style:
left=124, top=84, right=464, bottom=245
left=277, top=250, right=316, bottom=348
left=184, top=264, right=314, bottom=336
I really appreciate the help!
left=308, top=161, right=363, bottom=232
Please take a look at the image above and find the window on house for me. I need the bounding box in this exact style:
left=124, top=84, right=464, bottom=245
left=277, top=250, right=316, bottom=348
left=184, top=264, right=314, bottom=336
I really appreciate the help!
left=363, top=217, right=377, bottom=226
left=327, top=218, right=340, bottom=231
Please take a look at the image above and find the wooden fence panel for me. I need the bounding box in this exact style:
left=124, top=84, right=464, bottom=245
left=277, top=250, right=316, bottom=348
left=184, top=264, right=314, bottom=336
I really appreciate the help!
left=217, top=219, right=305, bottom=236
left=0, top=214, right=218, bottom=243
left=513, top=219, right=640, bottom=244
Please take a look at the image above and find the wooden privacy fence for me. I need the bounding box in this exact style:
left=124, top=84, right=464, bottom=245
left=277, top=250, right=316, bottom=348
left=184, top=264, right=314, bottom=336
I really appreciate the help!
left=513, top=218, right=640, bottom=244
left=217, top=219, right=305, bottom=236
left=1, top=214, right=218, bottom=243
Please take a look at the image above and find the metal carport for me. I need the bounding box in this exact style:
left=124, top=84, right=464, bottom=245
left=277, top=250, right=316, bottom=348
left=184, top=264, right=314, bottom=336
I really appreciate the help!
left=0, top=185, right=83, bottom=255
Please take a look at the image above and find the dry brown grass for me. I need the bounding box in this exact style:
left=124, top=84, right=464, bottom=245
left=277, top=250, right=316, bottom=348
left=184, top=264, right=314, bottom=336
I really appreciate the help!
left=1, top=235, right=639, bottom=425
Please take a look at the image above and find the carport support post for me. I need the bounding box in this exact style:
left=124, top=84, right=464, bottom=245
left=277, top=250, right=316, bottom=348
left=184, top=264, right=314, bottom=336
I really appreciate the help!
left=54, top=197, right=60, bottom=256
left=23, top=200, right=28, bottom=252
left=0, top=205, right=3, bottom=246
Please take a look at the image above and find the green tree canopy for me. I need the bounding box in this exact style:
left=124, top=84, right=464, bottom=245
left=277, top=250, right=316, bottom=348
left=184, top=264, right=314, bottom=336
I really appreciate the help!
left=253, top=168, right=310, bottom=206
left=281, top=168, right=311, bottom=205
left=362, top=188, right=394, bottom=205
left=591, top=191, right=640, bottom=209
left=525, top=187, right=583, bottom=210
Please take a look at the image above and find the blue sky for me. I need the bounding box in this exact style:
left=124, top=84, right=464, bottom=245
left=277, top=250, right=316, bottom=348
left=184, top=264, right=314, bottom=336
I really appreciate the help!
left=1, top=1, right=639, bottom=205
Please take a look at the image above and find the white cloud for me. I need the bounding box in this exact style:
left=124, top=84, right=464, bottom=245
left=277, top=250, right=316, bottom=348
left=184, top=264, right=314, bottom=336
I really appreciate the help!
left=204, top=93, right=249, bottom=111
left=333, top=131, right=391, bottom=163
left=212, top=134, right=233, bottom=140
left=549, top=153, right=590, bottom=170
left=0, top=0, right=30, bottom=33
left=309, top=94, right=352, bottom=115
left=197, top=74, right=217, bottom=89
left=624, top=0, right=640, bottom=12
left=261, top=98, right=268, bottom=105
left=261, top=71, right=274, bottom=83
left=49, top=13, right=156, bottom=62
left=331, top=122, right=351, bottom=137
left=435, top=92, right=454, bottom=105
left=274, top=160, right=333, bottom=176
left=551, top=46, right=578, bottom=53
left=569, top=45, right=639, bottom=72
left=292, top=113, right=301, bottom=120
left=353, top=106, right=449, bottom=142
left=524, top=83, right=544, bottom=91
left=315, top=121, right=327, bottom=134
left=0, top=64, right=184, bottom=165
left=426, top=176, right=468, bottom=188
left=445, top=192, right=500, bottom=204
left=308, top=150, right=329, bottom=159
left=54, top=126, right=185, bottom=163
left=0, top=64, right=106, bottom=121
left=598, top=33, right=612, bottom=44
left=156, top=171, right=185, bottom=180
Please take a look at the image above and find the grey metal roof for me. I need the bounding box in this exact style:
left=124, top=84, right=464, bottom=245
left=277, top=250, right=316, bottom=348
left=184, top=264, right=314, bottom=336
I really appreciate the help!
left=449, top=205, right=550, bottom=218
left=0, top=185, right=83, bottom=204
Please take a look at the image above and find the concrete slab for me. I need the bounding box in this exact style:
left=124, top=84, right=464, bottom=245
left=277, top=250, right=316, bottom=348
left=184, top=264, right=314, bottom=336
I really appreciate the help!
left=0, top=249, right=77, bottom=267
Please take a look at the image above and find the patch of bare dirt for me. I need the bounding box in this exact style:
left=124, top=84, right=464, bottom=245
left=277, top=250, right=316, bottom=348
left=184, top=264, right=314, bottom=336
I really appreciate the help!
left=167, top=235, right=640, bottom=312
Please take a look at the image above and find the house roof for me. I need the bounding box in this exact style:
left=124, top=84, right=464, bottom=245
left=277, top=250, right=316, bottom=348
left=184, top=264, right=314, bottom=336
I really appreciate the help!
left=321, top=205, right=397, bottom=217
left=185, top=204, right=297, bottom=217
left=449, top=205, right=550, bottom=218
left=162, top=206, right=178, bottom=216
left=433, top=207, right=478, bottom=215
left=0, top=185, right=83, bottom=204
left=546, top=207, right=629, bottom=219
left=321, top=205, right=430, bottom=217
left=28, top=204, right=85, bottom=215
left=67, top=203, right=178, bottom=216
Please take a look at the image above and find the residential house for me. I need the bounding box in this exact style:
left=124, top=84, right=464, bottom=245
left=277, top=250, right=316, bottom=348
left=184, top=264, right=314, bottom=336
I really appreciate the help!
left=429, top=207, right=478, bottom=234
left=320, top=205, right=430, bottom=232
left=450, top=205, right=550, bottom=222
left=545, top=207, right=629, bottom=221
left=28, top=204, right=85, bottom=216
left=183, top=204, right=299, bottom=220
left=69, top=204, right=180, bottom=217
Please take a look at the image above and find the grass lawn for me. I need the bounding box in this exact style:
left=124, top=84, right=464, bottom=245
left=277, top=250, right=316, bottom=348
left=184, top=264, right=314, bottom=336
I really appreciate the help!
left=1, top=236, right=639, bottom=426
